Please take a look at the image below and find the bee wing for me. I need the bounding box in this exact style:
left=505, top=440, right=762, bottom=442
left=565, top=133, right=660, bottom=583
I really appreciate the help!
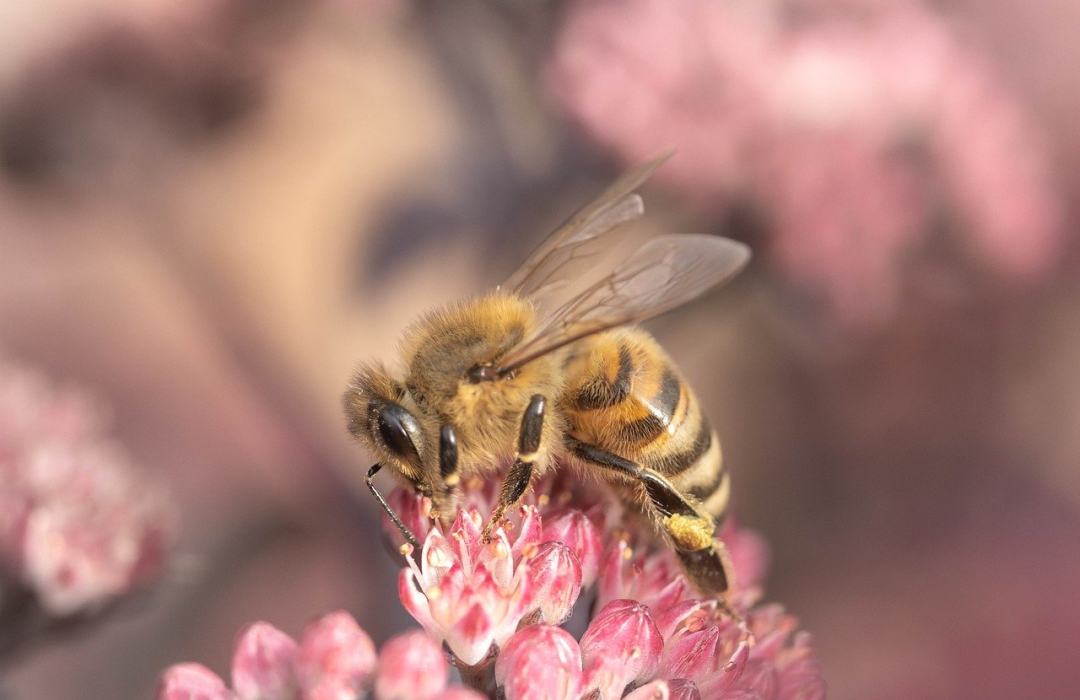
left=496, top=234, right=751, bottom=373
left=501, top=152, right=672, bottom=300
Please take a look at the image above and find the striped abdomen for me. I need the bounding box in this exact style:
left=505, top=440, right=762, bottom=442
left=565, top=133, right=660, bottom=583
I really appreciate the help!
left=559, top=327, right=730, bottom=521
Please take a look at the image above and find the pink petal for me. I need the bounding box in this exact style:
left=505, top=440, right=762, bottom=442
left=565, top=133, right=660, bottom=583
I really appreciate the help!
left=478, top=528, right=516, bottom=590
left=658, top=627, right=722, bottom=684
left=445, top=603, right=494, bottom=666
left=294, top=611, right=376, bottom=699
left=718, top=520, right=769, bottom=592
left=525, top=541, right=583, bottom=624
left=449, top=509, right=483, bottom=569
left=374, top=630, right=448, bottom=700
left=418, top=527, right=455, bottom=588
left=510, top=505, right=543, bottom=559
left=666, top=679, right=702, bottom=700
left=495, top=625, right=583, bottom=700
left=596, top=539, right=632, bottom=612
left=695, top=641, right=749, bottom=698
left=231, top=622, right=298, bottom=700
left=157, top=663, right=231, bottom=700
left=398, top=568, right=436, bottom=632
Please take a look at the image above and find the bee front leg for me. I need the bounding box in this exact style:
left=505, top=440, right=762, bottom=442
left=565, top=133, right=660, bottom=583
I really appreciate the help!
left=434, top=425, right=461, bottom=529
left=566, top=437, right=734, bottom=598
left=482, top=394, right=546, bottom=542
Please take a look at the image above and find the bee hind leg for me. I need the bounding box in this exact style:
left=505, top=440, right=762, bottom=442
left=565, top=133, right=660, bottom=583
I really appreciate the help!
left=567, top=437, right=734, bottom=598
left=481, top=394, right=546, bottom=542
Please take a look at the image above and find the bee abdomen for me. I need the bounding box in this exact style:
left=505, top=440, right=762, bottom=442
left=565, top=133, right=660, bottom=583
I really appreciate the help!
left=656, top=423, right=729, bottom=522
left=562, top=329, right=731, bottom=522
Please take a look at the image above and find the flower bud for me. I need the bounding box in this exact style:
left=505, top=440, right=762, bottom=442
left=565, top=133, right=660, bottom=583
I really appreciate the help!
left=374, top=630, right=448, bottom=700
left=495, top=625, right=582, bottom=700
left=623, top=680, right=672, bottom=700
left=157, top=663, right=231, bottom=700
left=540, top=508, right=602, bottom=586
left=231, top=622, right=298, bottom=700
left=580, top=600, right=663, bottom=700
left=294, top=611, right=376, bottom=699
left=525, top=541, right=583, bottom=624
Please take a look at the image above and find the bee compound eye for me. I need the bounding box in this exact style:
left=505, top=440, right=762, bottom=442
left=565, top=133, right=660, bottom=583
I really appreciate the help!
left=375, top=402, right=423, bottom=466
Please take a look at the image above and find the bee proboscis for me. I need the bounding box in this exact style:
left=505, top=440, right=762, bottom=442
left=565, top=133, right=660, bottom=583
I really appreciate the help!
left=344, top=154, right=750, bottom=597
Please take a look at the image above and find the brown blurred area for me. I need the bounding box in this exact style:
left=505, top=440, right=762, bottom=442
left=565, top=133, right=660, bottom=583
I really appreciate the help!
left=1, top=1, right=1078, bottom=698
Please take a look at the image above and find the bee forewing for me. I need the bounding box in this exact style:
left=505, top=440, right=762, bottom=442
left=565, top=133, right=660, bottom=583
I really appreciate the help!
left=497, top=234, right=751, bottom=372
left=502, top=152, right=672, bottom=297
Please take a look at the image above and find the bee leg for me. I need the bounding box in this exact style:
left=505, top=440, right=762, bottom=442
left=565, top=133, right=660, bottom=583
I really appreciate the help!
left=366, top=463, right=421, bottom=550
left=439, top=425, right=460, bottom=487
left=567, top=437, right=733, bottom=598
left=434, top=425, right=461, bottom=529
left=482, top=394, right=546, bottom=542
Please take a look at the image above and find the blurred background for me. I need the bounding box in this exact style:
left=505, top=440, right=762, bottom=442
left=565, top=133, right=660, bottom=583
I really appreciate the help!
left=0, top=0, right=1078, bottom=697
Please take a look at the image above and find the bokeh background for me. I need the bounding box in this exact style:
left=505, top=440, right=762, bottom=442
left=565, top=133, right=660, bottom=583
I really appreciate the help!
left=1, top=0, right=1079, bottom=697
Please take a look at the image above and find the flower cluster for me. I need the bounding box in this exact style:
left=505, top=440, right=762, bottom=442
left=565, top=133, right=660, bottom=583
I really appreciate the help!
left=548, top=0, right=1062, bottom=323
left=387, top=475, right=825, bottom=699
left=0, top=359, right=173, bottom=623
left=156, top=466, right=822, bottom=699
left=157, top=611, right=485, bottom=700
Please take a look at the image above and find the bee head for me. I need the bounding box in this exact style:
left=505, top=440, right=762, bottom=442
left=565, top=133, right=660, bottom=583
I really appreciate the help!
left=343, top=363, right=434, bottom=491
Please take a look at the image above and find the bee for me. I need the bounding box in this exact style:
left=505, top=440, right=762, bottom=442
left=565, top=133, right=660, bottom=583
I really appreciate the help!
left=343, top=154, right=750, bottom=597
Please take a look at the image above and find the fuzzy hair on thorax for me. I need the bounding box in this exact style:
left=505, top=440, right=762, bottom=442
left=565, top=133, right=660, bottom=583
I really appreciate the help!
left=400, top=293, right=566, bottom=476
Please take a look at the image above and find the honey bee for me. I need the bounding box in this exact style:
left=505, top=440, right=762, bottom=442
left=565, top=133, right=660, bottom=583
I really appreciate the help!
left=343, top=155, right=750, bottom=597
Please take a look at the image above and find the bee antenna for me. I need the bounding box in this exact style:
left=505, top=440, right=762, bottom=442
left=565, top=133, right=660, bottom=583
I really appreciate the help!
left=366, top=463, right=420, bottom=549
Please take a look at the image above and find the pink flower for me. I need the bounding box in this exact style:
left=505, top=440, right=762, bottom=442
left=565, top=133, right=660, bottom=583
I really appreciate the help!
left=396, top=506, right=542, bottom=666
left=158, top=611, right=481, bottom=700
left=0, top=359, right=173, bottom=643
left=549, top=0, right=1063, bottom=323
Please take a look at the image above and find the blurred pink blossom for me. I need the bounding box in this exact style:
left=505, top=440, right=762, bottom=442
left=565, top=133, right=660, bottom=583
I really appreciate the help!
left=157, top=611, right=483, bottom=700
left=0, top=358, right=173, bottom=635
left=549, top=0, right=1063, bottom=323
